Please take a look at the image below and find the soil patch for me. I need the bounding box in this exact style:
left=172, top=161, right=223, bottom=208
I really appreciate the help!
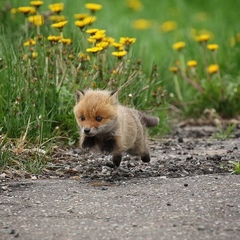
left=2, top=124, right=239, bottom=181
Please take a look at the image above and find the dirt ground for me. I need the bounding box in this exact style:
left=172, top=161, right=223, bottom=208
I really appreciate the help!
left=0, top=124, right=240, bottom=239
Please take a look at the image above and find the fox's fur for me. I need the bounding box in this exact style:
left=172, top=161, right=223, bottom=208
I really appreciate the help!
left=73, top=89, right=159, bottom=167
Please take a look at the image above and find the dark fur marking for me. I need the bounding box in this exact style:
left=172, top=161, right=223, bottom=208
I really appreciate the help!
left=112, top=154, right=122, bottom=167
left=101, top=138, right=116, bottom=153
left=141, top=153, right=151, bottom=163
left=82, top=137, right=96, bottom=149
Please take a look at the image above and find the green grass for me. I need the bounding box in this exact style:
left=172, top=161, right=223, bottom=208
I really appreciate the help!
left=229, top=161, right=240, bottom=175
left=0, top=0, right=240, bottom=174
left=213, top=123, right=236, bottom=140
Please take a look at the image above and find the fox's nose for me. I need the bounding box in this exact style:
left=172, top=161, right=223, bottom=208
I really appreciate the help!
left=84, top=128, right=91, bottom=134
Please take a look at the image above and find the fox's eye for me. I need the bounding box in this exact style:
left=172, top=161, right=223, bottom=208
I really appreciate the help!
left=80, top=116, right=85, bottom=121
left=96, top=116, right=102, bottom=122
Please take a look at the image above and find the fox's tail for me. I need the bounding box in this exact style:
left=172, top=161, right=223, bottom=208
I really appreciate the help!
left=138, top=111, right=159, bottom=128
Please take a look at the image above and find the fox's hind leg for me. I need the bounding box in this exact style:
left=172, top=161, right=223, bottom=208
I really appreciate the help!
left=140, top=142, right=151, bottom=163
left=141, top=152, right=150, bottom=163
left=112, top=154, right=122, bottom=167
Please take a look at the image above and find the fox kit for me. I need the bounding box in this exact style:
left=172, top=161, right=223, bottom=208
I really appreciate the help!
left=73, top=89, right=159, bottom=167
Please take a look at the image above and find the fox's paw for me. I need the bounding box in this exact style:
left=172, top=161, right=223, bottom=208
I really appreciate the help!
left=112, top=154, right=122, bottom=167
left=101, top=138, right=116, bottom=153
left=141, top=153, right=150, bottom=163
left=82, top=137, right=95, bottom=149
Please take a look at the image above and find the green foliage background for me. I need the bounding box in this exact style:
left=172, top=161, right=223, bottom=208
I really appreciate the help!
left=1, top=0, right=240, bottom=146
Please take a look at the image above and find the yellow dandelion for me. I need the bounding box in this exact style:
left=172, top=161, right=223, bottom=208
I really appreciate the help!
left=31, top=52, right=38, bottom=59
left=24, top=39, right=36, bottom=46
left=87, top=37, right=96, bottom=44
left=120, top=37, right=136, bottom=45
left=111, top=42, right=124, bottom=50
left=83, top=16, right=97, bottom=25
left=236, top=33, right=240, bottom=42
left=75, top=16, right=96, bottom=30
left=48, top=3, right=64, bottom=14
left=187, top=60, right=197, bottom=68
left=95, top=29, right=106, bottom=35
left=68, top=54, right=74, bottom=59
left=60, top=38, right=72, bottom=45
left=96, top=41, right=109, bottom=49
left=207, top=64, right=219, bottom=74
left=74, top=13, right=89, bottom=20
left=78, top=53, right=90, bottom=61
left=169, top=66, right=179, bottom=74
left=75, top=20, right=87, bottom=30
left=127, top=0, right=143, bottom=11
left=91, top=82, right=97, bottom=89
left=30, top=1, right=43, bottom=8
left=51, top=21, right=68, bottom=30
left=18, top=6, right=36, bottom=15
left=28, top=15, right=44, bottom=26
left=86, top=28, right=100, bottom=35
left=160, top=21, right=177, bottom=32
left=112, top=50, right=127, bottom=59
left=104, top=37, right=115, bottom=44
left=10, top=8, right=18, bottom=14
left=89, top=32, right=105, bottom=41
left=172, top=42, right=186, bottom=51
left=86, top=47, right=103, bottom=53
left=229, top=36, right=236, bottom=47
left=195, top=34, right=211, bottom=43
left=207, top=44, right=219, bottom=51
left=132, top=19, right=152, bottom=30
left=47, top=35, right=62, bottom=42
left=49, top=15, right=66, bottom=23
left=85, top=3, right=102, bottom=12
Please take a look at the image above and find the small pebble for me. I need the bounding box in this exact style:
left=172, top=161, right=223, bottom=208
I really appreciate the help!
left=178, top=137, right=184, bottom=143
left=184, top=183, right=188, bottom=187
left=2, top=186, right=8, bottom=191
left=197, top=226, right=205, bottom=231
left=226, top=203, right=234, bottom=207
left=8, top=228, right=15, bottom=234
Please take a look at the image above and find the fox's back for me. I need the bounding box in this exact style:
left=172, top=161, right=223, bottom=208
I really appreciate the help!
left=116, top=105, right=145, bottom=151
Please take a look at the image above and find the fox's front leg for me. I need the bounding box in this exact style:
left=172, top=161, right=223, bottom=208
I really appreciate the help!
left=81, top=136, right=96, bottom=149
left=101, top=138, right=116, bottom=153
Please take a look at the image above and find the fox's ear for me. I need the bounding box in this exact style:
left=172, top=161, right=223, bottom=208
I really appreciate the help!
left=109, top=90, right=118, bottom=104
left=75, top=90, right=85, bottom=103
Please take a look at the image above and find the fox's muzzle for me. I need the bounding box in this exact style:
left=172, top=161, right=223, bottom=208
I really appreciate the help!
left=84, top=128, right=91, bottom=134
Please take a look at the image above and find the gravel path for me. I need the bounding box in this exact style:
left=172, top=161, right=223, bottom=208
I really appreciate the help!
left=1, top=174, right=240, bottom=240
left=0, top=125, right=240, bottom=239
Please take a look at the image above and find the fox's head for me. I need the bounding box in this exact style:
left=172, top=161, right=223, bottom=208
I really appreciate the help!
left=73, top=90, right=118, bottom=136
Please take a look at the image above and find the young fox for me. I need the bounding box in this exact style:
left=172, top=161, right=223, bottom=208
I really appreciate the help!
left=73, top=89, right=159, bottom=167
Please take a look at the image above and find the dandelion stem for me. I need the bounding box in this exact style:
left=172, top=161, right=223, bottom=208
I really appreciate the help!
left=179, top=53, right=185, bottom=74
left=212, top=51, right=222, bottom=81
left=173, top=74, right=184, bottom=103
left=180, top=73, right=205, bottom=93
left=59, top=31, right=63, bottom=63
left=37, top=25, right=40, bottom=35
left=25, top=17, right=28, bottom=39
left=172, top=73, right=188, bottom=111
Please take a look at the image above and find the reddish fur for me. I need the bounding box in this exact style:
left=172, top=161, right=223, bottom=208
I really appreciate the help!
left=74, top=90, right=117, bottom=129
